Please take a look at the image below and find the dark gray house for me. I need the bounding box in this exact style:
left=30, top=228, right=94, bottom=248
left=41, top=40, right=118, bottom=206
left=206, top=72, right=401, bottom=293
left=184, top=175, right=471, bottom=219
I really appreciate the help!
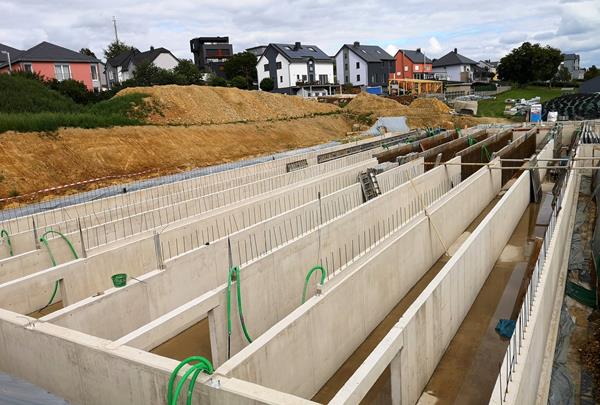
left=334, top=42, right=395, bottom=88
left=190, top=36, right=233, bottom=78
left=106, top=47, right=179, bottom=87
left=256, top=42, right=335, bottom=96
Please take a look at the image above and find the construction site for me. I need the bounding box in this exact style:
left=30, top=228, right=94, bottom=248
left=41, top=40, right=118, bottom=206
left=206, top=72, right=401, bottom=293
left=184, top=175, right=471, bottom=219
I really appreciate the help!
left=0, top=85, right=599, bottom=405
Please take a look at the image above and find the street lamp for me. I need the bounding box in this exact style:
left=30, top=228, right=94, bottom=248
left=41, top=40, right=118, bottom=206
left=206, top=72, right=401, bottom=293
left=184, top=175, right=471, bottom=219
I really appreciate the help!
left=0, top=51, right=11, bottom=74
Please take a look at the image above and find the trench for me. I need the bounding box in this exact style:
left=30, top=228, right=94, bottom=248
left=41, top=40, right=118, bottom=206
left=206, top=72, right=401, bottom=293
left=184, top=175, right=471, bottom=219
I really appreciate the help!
left=149, top=317, right=212, bottom=362
left=311, top=192, right=504, bottom=404
left=27, top=301, right=63, bottom=319
left=415, top=182, right=554, bottom=405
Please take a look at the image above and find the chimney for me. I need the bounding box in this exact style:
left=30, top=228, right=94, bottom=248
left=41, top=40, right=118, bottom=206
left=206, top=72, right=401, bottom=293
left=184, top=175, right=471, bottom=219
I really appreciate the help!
left=416, top=48, right=421, bottom=53
left=294, top=42, right=301, bottom=50
left=453, top=48, right=457, bottom=53
left=353, top=41, right=360, bottom=47
left=150, top=46, right=154, bottom=51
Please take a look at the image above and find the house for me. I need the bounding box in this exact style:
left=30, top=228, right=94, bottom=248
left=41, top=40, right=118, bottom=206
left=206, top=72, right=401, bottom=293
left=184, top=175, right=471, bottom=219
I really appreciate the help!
left=389, top=48, right=432, bottom=80
left=246, top=46, right=267, bottom=59
left=580, top=76, right=600, bottom=94
left=190, top=36, right=233, bottom=78
left=106, top=46, right=179, bottom=87
left=475, top=60, right=499, bottom=82
left=432, top=48, right=478, bottom=82
left=256, top=42, right=335, bottom=96
left=0, top=41, right=103, bottom=91
left=334, top=42, right=395, bottom=88
left=560, top=53, right=585, bottom=80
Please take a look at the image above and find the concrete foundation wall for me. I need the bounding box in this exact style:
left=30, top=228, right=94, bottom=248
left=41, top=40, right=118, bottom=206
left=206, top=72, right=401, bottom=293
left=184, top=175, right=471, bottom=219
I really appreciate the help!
left=217, top=162, right=501, bottom=398
left=397, top=171, right=530, bottom=405
left=0, top=309, right=315, bottom=405
left=0, top=159, right=382, bottom=314
left=489, top=157, right=578, bottom=405
left=43, top=159, right=452, bottom=362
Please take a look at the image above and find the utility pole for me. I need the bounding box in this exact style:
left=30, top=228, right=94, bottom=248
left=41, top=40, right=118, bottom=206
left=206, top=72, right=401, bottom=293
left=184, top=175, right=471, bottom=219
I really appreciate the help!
left=112, top=16, right=119, bottom=43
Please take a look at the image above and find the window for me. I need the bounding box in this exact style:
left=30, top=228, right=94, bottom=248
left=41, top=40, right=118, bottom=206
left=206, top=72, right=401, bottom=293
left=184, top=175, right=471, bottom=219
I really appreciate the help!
left=404, top=66, right=408, bottom=72
left=345, top=76, right=349, bottom=83
left=280, top=75, right=283, bottom=83
left=415, top=65, right=419, bottom=71
left=344, top=63, right=348, bottom=70
left=361, top=49, right=367, bottom=54
left=376, top=50, right=381, bottom=54
left=23, top=63, right=32, bottom=73
left=276, top=61, right=282, bottom=69
left=308, top=47, right=316, bottom=52
left=302, top=75, right=307, bottom=81
left=264, top=64, right=269, bottom=72
left=356, top=62, right=360, bottom=69
left=356, top=74, right=360, bottom=81
left=284, top=46, right=291, bottom=50
left=54, top=64, right=71, bottom=81
left=297, top=74, right=300, bottom=80
left=91, top=64, right=98, bottom=80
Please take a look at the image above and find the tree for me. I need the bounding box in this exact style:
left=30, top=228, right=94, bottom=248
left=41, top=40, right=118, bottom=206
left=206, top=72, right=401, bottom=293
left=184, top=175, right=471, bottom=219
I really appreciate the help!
left=223, top=52, right=258, bottom=83
left=555, top=66, right=571, bottom=82
left=173, top=59, right=203, bottom=84
left=497, top=42, right=563, bottom=85
left=132, top=62, right=176, bottom=86
left=229, top=76, right=248, bottom=89
left=104, top=40, right=134, bottom=59
left=208, top=75, right=228, bottom=87
left=79, top=48, right=97, bottom=58
left=260, top=77, right=274, bottom=91
left=584, top=65, right=600, bottom=81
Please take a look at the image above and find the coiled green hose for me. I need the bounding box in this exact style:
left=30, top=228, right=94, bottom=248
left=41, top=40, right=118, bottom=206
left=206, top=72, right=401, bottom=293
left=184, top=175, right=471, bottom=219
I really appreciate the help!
left=167, top=356, right=214, bottom=405
left=301, top=265, right=327, bottom=304
left=39, top=229, right=79, bottom=310
left=0, top=229, right=13, bottom=256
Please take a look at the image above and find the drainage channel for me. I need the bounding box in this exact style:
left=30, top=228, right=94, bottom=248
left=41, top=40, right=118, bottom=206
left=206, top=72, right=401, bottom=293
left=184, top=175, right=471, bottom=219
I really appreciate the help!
left=415, top=181, right=555, bottom=405
left=311, top=192, right=504, bottom=404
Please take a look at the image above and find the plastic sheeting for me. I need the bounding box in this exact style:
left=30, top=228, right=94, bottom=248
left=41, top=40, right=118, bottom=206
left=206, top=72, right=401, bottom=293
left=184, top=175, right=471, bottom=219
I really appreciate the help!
left=548, top=303, right=576, bottom=405
left=366, top=117, right=411, bottom=137
left=0, top=141, right=339, bottom=222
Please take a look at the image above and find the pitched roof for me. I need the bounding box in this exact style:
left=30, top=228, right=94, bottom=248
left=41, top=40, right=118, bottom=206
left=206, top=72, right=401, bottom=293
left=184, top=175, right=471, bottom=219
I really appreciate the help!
left=107, top=47, right=179, bottom=71
left=340, top=43, right=394, bottom=62
left=19, top=41, right=99, bottom=63
left=271, top=43, right=332, bottom=62
left=0, top=43, right=24, bottom=63
left=432, top=49, right=478, bottom=67
left=133, top=47, right=179, bottom=66
left=397, top=49, right=431, bottom=64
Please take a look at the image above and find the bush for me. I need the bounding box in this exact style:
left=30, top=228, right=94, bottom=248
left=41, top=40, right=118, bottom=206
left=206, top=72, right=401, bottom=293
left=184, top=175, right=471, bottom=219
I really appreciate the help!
left=260, top=77, right=275, bottom=92
left=0, top=73, right=80, bottom=113
left=47, top=79, right=93, bottom=105
left=208, top=75, right=228, bottom=87
left=229, top=76, right=248, bottom=89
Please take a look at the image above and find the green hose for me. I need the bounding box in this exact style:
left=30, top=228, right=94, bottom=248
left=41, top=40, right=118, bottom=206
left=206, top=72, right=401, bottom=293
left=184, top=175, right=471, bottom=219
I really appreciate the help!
left=167, top=356, right=214, bottom=405
left=39, top=229, right=79, bottom=310
left=227, top=266, right=252, bottom=359
left=0, top=229, right=13, bottom=256
left=301, top=265, right=327, bottom=304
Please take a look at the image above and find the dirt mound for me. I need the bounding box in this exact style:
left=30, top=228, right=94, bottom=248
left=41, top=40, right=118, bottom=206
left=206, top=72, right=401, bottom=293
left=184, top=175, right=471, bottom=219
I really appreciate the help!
left=118, top=85, right=340, bottom=125
left=345, top=92, right=486, bottom=129
left=0, top=115, right=355, bottom=206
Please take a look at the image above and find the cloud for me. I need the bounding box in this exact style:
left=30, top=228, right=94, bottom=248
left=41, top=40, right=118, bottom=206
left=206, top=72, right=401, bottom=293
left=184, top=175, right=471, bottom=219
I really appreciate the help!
left=0, top=0, right=598, bottom=66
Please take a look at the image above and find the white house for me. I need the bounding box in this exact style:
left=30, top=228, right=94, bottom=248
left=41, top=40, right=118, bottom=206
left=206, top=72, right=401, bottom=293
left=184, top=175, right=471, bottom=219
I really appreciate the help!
left=256, top=42, right=334, bottom=95
left=432, top=48, right=478, bottom=82
left=334, top=42, right=395, bottom=88
left=106, top=46, right=179, bottom=87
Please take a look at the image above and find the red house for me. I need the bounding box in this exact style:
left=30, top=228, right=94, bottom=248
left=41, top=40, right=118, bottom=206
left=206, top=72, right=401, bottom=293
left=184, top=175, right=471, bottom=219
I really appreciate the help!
left=0, top=42, right=103, bottom=91
left=389, top=48, right=432, bottom=80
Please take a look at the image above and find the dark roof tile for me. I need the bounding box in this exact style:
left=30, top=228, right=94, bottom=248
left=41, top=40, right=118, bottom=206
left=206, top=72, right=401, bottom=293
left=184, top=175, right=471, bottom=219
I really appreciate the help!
left=432, top=50, right=478, bottom=67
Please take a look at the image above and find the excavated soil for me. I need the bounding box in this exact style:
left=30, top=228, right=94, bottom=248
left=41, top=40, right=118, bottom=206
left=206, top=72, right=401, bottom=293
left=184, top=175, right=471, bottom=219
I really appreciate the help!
left=345, top=92, right=504, bottom=129
left=118, top=85, right=340, bottom=125
left=0, top=115, right=354, bottom=205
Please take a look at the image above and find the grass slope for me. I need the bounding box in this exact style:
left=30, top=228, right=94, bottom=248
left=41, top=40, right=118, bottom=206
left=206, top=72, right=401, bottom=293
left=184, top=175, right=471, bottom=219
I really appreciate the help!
left=477, top=86, right=563, bottom=118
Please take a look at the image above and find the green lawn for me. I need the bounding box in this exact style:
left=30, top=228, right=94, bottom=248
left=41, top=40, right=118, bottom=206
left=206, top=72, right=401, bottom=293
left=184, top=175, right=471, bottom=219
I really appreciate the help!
left=477, top=86, right=563, bottom=118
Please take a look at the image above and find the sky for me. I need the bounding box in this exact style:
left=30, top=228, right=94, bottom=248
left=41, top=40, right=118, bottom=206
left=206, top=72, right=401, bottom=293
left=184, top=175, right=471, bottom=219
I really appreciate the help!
left=1, top=0, right=599, bottom=67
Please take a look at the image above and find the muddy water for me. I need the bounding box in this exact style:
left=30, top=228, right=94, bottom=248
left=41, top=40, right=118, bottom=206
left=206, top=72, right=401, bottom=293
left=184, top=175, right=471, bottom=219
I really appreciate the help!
left=27, top=301, right=63, bottom=318
left=311, top=196, right=502, bottom=404
left=417, top=191, right=553, bottom=405
left=150, top=317, right=212, bottom=362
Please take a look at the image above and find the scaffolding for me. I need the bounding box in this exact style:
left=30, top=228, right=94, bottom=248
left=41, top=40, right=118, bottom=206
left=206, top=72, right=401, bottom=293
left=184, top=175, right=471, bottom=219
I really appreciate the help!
left=388, top=78, right=444, bottom=96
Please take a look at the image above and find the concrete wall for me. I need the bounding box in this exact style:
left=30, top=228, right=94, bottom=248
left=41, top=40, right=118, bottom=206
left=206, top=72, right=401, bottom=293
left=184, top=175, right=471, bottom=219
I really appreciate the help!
left=42, top=159, right=451, bottom=363
left=489, top=154, right=579, bottom=405
left=0, top=159, right=382, bottom=314
left=0, top=309, right=315, bottom=405
left=216, top=161, right=501, bottom=398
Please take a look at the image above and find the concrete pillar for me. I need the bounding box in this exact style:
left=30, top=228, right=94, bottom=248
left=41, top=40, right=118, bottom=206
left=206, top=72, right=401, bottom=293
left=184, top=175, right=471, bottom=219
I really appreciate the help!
left=390, top=349, right=402, bottom=405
